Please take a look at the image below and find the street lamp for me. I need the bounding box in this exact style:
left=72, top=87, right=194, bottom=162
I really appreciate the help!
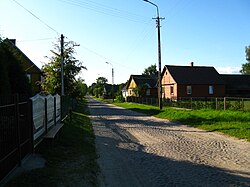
left=143, top=0, right=164, bottom=110
left=105, top=62, right=114, bottom=102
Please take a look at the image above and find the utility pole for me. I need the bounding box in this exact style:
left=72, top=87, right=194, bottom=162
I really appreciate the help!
left=143, top=0, right=164, bottom=110
left=106, top=62, right=114, bottom=102
left=61, top=34, right=65, bottom=96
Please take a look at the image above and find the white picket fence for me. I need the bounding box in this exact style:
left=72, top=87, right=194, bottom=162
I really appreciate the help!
left=30, top=94, right=61, bottom=146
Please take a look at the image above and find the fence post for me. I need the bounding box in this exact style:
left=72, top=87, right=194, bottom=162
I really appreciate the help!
left=54, top=96, right=56, bottom=126
left=28, top=99, right=34, bottom=153
left=224, top=97, right=226, bottom=110
left=216, top=98, right=218, bottom=110
left=45, top=98, right=48, bottom=134
left=14, top=94, right=22, bottom=166
left=242, top=98, right=244, bottom=111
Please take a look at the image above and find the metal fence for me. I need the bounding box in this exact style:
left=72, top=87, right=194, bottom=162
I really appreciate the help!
left=0, top=94, right=33, bottom=182
left=127, top=96, right=250, bottom=111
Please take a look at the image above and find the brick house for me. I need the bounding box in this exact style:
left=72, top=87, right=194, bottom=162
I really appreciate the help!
left=6, top=39, right=43, bottom=94
left=126, top=75, right=158, bottom=97
left=161, top=64, right=225, bottom=100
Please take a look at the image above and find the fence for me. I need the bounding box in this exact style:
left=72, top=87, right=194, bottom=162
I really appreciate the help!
left=31, top=94, right=61, bottom=146
left=127, top=96, right=250, bottom=111
left=0, top=93, right=77, bottom=183
left=0, top=94, right=33, bottom=182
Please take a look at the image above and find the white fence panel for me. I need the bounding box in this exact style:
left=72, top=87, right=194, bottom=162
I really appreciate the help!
left=31, top=94, right=61, bottom=145
left=55, top=94, right=61, bottom=123
left=46, top=95, right=54, bottom=129
left=31, top=94, right=45, bottom=141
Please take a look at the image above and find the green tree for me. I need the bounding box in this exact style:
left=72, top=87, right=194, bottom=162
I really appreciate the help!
left=142, top=64, right=157, bottom=76
left=41, top=38, right=86, bottom=97
left=72, top=78, right=87, bottom=99
left=132, top=83, right=148, bottom=97
left=240, top=46, right=250, bottom=74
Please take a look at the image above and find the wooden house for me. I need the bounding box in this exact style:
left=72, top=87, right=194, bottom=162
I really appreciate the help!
left=161, top=64, right=225, bottom=100
left=6, top=39, right=43, bottom=94
left=126, top=75, right=157, bottom=97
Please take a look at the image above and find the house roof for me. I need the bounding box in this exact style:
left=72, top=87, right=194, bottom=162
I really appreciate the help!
left=104, top=84, right=119, bottom=93
left=126, top=75, right=157, bottom=89
left=162, top=65, right=224, bottom=85
left=221, top=74, right=250, bottom=90
left=5, top=38, right=42, bottom=73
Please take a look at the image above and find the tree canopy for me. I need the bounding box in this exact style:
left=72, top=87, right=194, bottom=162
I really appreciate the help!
left=142, top=64, right=157, bottom=76
left=240, top=46, right=250, bottom=75
left=41, top=38, right=86, bottom=97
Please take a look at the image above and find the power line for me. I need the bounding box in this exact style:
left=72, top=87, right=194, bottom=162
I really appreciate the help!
left=12, top=0, right=59, bottom=35
left=57, top=0, right=149, bottom=24
left=17, top=37, right=55, bottom=42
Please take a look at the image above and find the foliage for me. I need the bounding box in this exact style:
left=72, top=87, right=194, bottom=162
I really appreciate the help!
left=132, top=83, right=148, bottom=97
left=71, top=78, right=88, bottom=99
left=142, top=64, right=157, bottom=76
left=0, top=38, right=31, bottom=95
left=41, top=38, right=86, bottom=97
left=240, top=45, right=250, bottom=74
left=114, top=102, right=250, bottom=142
left=88, top=77, right=107, bottom=98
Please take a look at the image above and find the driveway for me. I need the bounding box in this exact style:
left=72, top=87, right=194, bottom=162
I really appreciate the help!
left=87, top=97, right=250, bottom=187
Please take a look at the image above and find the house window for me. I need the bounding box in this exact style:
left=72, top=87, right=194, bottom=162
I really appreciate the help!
left=26, top=73, right=31, bottom=82
left=187, top=86, right=192, bottom=95
left=209, top=85, right=214, bottom=95
left=170, top=86, right=174, bottom=95
left=146, top=89, right=150, bottom=96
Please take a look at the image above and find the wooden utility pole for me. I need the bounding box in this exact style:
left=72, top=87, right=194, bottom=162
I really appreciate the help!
left=61, top=34, right=65, bottom=96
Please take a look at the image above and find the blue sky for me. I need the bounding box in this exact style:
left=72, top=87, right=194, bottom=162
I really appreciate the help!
left=1, top=0, right=249, bottom=86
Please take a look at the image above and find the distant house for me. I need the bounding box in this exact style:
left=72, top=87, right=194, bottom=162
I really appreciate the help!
left=161, top=64, right=225, bottom=100
left=103, top=84, right=119, bottom=99
left=126, top=75, right=157, bottom=97
left=6, top=39, right=43, bottom=94
left=221, top=74, right=250, bottom=98
left=122, top=86, right=128, bottom=98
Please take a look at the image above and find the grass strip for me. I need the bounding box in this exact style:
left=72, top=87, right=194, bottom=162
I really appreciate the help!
left=5, top=99, right=99, bottom=187
left=114, top=102, right=250, bottom=142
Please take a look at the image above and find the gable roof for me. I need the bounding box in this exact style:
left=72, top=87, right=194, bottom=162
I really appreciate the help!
left=104, top=84, right=119, bottom=93
left=126, top=75, right=157, bottom=89
left=5, top=38, right=42, bottom=73
left=162, top=65, right=224, bottom=84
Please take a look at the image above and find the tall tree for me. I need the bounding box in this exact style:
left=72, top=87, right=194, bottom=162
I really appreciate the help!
left=142, top=64, right=157, bottom=76
left=41, top=38, right=86, bottom=96
left=240, top=46, right=250, bottom=74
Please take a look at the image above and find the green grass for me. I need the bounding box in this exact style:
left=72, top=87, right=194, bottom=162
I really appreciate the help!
left=5, top=99, right=99, bottom=187
left=114, top=102, right=250, bottom=142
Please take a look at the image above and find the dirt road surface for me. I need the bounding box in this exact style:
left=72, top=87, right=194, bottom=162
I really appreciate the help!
left=87, top=97, right=250, bottom=187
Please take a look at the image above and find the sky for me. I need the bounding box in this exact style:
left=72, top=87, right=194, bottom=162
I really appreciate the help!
left=0, top=0, right=250, bottom=86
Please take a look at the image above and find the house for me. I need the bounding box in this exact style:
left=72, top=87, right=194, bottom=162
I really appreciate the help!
left=221, top=74, right=250, bottom=98
left=126, top=75, right=158, bottom=97
left=161, top=63, right=225, bottom=100
left=103, top=84, right=119, bottom=98
left=5, top=39, right=43, bottom=94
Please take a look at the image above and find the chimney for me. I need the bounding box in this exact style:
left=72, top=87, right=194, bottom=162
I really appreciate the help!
left=190, top=62, right=194, bottom=67
left=9, top=39, right=16, bottom=46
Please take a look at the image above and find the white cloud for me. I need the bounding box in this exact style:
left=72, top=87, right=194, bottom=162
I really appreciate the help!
left=215, top=66, right=241, bottom=74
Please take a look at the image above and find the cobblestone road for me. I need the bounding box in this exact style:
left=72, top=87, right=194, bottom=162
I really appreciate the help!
left=88, top=97, right=250, bottom=187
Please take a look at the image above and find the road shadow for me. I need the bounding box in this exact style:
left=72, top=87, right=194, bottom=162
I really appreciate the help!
left=94, top=129, right=250, bottom=187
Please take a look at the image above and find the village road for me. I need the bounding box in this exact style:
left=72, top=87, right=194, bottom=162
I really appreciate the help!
left=87, top=97, right=250, bottom=187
